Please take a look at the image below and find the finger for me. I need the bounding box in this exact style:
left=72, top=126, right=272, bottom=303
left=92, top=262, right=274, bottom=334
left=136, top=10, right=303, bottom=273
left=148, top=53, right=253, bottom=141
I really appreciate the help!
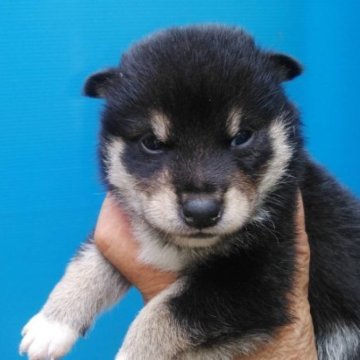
left=94, top=194, right=137, bottom=258
left=295, top=191, right=310, bottom=262
left=295, top=191, right=306, bottom=240
left=291, top=191, right=311, bottom=299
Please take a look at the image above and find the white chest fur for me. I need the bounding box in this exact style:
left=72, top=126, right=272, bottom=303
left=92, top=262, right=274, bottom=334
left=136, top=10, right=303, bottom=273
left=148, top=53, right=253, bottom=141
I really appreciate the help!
left=132, top=220, right=190, bottom=272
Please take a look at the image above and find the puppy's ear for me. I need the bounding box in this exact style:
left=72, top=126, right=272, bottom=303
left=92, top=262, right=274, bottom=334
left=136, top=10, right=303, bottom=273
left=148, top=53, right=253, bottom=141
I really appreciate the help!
left=83, top=68, right=120, bottom=98
left=269, top=53, right=303, bottom=82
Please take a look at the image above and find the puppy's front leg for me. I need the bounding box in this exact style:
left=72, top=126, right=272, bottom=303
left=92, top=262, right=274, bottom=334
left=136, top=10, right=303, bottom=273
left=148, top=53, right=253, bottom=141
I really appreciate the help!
left=116, top=280, right=190, bottom=360
left=20, top=239, right=130, bottom=360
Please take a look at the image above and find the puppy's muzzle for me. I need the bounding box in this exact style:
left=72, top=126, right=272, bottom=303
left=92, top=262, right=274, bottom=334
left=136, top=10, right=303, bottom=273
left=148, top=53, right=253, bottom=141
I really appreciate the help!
left=181, top=196, right=222, bottom=229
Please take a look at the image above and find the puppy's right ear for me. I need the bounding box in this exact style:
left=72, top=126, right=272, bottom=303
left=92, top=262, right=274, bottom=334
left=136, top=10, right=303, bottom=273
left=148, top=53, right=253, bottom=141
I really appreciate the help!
left=83, top=68, right=120, bottom=98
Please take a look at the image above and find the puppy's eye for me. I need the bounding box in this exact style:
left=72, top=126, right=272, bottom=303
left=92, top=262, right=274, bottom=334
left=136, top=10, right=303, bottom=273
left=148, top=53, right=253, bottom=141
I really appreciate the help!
left=140, top=134, right=165, bottom=154
left=230, top=130, right=253, bottom=148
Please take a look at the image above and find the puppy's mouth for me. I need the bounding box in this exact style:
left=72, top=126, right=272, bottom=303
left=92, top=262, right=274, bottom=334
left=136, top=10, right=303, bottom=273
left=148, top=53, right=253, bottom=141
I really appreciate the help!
left=141, top=185, right=252, bottom=246
left=144, top=218, right=221, bottom=247
left=172, top=231, right=222, bottom=248
left=177, top=232, right=217, bottom=239
left=150, top=221, right=220, bottom=239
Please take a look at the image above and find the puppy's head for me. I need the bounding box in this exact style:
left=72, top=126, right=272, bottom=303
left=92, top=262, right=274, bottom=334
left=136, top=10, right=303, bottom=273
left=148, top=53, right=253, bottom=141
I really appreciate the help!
left=85, top=26, right=302, bottom=248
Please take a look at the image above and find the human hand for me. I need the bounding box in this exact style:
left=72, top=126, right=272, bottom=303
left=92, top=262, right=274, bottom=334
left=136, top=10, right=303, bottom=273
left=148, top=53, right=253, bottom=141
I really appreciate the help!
left=95, top=193, right=318, bottom=359
left=94, top=195, right=177, bottom=302
left=241, top=193, right=318, bottom=359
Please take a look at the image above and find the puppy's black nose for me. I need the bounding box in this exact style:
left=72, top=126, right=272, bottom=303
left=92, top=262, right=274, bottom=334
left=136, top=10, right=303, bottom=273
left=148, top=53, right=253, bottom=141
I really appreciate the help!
left=182, top=198, right=222, bottom=229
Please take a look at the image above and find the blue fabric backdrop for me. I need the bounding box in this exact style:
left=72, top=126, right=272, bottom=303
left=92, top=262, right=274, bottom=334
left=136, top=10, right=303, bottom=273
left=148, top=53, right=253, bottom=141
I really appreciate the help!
left=1, top=1, right=359, bottom=359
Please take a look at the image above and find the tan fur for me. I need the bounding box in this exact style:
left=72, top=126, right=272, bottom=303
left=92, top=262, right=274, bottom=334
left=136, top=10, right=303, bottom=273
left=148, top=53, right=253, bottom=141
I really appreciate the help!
left=42, top=242, right=129, bottom=332
left=20, top=242, right=130, bottom=359
left=226, top=108, right=242, bottom=137
left=179, top=334, right=271, bottom=359
left=106, top=137, right=144, bottom=212
left=150, top=110, right=171, bottom=142
left=116, top=280, right=190, bottom=360
left=257, top=117, right=292, bottom=202
left=231, top=171, right=257, bottom=202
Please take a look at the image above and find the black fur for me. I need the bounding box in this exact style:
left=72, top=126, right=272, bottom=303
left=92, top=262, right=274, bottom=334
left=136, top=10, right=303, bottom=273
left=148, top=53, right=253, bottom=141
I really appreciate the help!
left=88, top=25, right=360, bottom=358
left=84, top=68, right=120, bottom=98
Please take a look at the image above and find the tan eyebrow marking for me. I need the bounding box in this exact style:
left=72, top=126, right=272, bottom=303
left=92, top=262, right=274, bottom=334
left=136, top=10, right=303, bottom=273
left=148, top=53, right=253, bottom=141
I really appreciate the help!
left=226, top=108, right=242, bottom=137
left=150, top=111, right=171, bottom=142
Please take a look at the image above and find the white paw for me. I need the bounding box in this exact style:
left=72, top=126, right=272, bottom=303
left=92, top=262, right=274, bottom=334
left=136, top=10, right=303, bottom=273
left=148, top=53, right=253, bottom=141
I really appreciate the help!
left=114, top=351, right=128, bottom=360
left=19, top=312, right=79, bottom=360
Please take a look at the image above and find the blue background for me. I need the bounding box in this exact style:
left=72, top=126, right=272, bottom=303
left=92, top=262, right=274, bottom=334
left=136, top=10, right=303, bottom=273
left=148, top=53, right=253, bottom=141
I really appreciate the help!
left=1, top=1, right=359, bottom=359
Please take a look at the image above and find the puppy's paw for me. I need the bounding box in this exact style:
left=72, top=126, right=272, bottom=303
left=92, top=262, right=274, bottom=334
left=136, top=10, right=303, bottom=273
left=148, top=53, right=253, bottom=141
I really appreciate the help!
left=114, top=352, right=131, bottom=360
left=19, top=312, right=78, bottom=360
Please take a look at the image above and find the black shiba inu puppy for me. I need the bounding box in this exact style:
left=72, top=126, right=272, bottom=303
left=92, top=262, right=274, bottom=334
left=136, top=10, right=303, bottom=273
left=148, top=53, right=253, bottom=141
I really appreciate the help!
left=20, top=25, right=360, bottom=360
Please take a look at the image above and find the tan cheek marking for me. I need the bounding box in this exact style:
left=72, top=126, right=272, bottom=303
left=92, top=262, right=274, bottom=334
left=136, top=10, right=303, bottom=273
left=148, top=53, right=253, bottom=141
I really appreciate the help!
left=138, top=169, right=172, bottom=196
left=257, top=119, right=293, bottom=199
left=221, top=186, right=251, bottom=233
left=231, top=171, right=257, bottom=203
left=146, top=185, right=178, bottom=218
left=150, top=110, right=171, bottom=142
left=143, top=183, right=184, bottom=234
left=106, top=138, right=137, bottom=192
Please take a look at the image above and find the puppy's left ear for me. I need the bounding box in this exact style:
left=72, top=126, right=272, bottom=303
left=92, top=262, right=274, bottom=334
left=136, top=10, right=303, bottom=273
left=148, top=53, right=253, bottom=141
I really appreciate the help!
left=83, top=68, right=120, bottom=98
left=269, top=53, right=303, bottom=82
